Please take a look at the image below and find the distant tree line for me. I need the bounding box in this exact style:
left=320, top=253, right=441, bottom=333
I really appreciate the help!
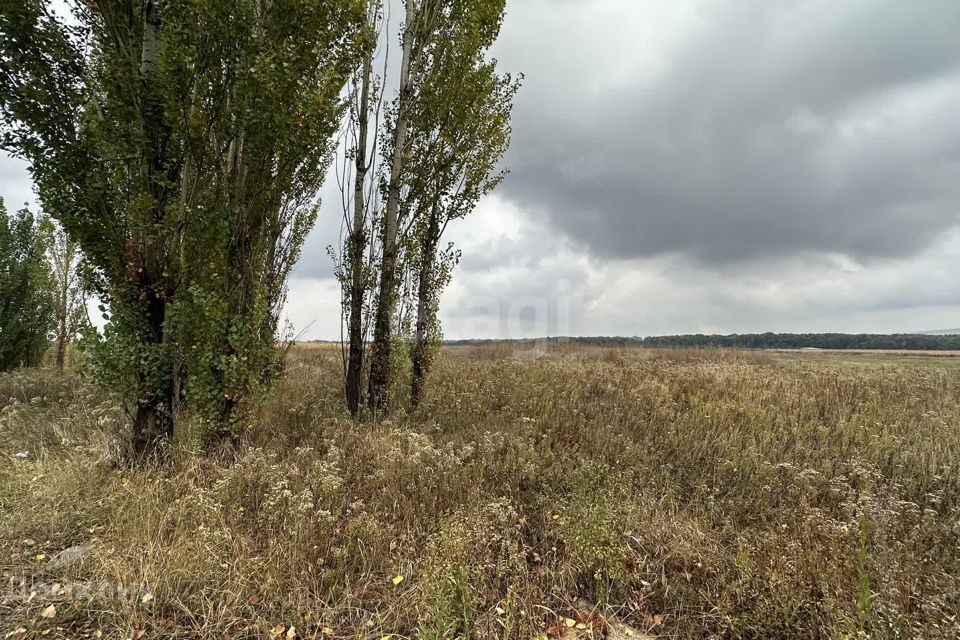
left=640, top=333, right=960, bottom=350
left=444, top=334, right=960, bottom=350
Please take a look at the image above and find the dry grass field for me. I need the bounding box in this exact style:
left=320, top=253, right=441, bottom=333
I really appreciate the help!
left=1, top=345, right=959, bottom=638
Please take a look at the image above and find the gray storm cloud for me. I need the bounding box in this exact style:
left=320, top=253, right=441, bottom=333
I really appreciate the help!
left=4, top=0, right=960, bottom=339
left=496, top=0, right=960, bottom=264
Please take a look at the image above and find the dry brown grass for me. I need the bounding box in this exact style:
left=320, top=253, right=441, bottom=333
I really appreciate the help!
left=774, top=348, right=960, bottom=357
left=1, top=345, right=959, bottom=638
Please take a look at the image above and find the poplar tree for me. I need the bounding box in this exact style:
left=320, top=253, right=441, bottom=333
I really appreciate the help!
left=365, top=0, right=418, bottom=412
left=337, top=0, right=384, bottom=417
left=365, top=0, right=516, bottom=411
left=46, top=219, right=87, bottom=371
left=165, top=0, right=364, bottom=446
left=404, top=1, right=518, bottom=407
left=0, top=0, right=363, bottom=460
left=0, top=200, right=53, bottom=371
left=1, top=0, right=184, bottom=459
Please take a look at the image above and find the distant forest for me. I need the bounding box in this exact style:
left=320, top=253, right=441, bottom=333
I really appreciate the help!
left=443, top=333, right=960, bottom=350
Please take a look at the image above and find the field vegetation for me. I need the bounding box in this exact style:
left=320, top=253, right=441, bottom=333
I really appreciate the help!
left=2, top=345, right=958, bottom=639
left=3, top=2, right=954, bottom=639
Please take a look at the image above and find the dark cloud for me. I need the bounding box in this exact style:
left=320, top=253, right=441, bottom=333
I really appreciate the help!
left=496, top=0, right=960, bottom=264
left=5, top=0, right=960, bottom=340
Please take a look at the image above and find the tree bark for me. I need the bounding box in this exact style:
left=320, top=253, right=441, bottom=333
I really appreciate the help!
left=130, top=285, right=173, bottom=461
left=54, top=249, right=67, bottom=370
left=128, top=0, right=174, bottom=463
left=212, top=128, right=253, bottom=443
left=367, top=0, right=416, bottom=412
left=345, top=23, right=374, bottom=417
left=410, top=204, right=440, bottom=409
left=54, top=233, right=73, bottom=371
left=367, top=243, right=396, bottom=411
left=54, top=327, right=66, bottom=370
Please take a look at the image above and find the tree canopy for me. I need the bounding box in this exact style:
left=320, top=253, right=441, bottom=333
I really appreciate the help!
left=0, top=0, right=365, bottom=459
left=0, top=200, right=53, bottom=370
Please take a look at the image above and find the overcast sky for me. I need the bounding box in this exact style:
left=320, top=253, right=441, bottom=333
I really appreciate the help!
left=4, top=0, right=960, bottom=339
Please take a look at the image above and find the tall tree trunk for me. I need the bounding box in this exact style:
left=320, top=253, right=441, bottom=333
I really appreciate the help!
left=345, top=26, right=374, bottom=417
left=213, top=130, right=252, bottom=444
left=129, top=0, right=174, bottom=462
left=54, top=242, right=68, bottom=370
left=54, top=325, right=66, bottom=370
left=367, top=244, right=396, bottom=411
left=410, top=204, right=440, bottom=409
left=368, top=0, right=415, bottom=412
left=130, top=286, right=173, bottom=460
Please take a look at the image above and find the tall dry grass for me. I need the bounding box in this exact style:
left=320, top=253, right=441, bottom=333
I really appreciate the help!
left=1, top=346, right=958, bottom=638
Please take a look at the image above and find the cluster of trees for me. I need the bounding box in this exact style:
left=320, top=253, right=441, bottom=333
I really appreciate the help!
left=0, top=202, right=54, bottom=370
left=0, top=200, right=86, bottom=371
left=331, top=0, right=518, bottom=415
left=0, top=0, right=516, bottom=462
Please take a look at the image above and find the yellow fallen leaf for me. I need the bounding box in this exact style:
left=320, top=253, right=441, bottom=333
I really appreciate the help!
left=321, top=626, right=334, bottom=634
left=576, top=623, right=587, bottom=630
left=270, top=624, right=285, bottom=636
left=94, top=631, right=103, bottom=638
left=391, top=574, right=404, bottom=585
left=140, top=592, right=154, bottom=604
left=564, top=617, right=576, bottom=628
left=40, top=604, right=56, bottom=619
left=286, top=626, right=296, bottom=639
left=35, top=554, right=47, bottom=562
